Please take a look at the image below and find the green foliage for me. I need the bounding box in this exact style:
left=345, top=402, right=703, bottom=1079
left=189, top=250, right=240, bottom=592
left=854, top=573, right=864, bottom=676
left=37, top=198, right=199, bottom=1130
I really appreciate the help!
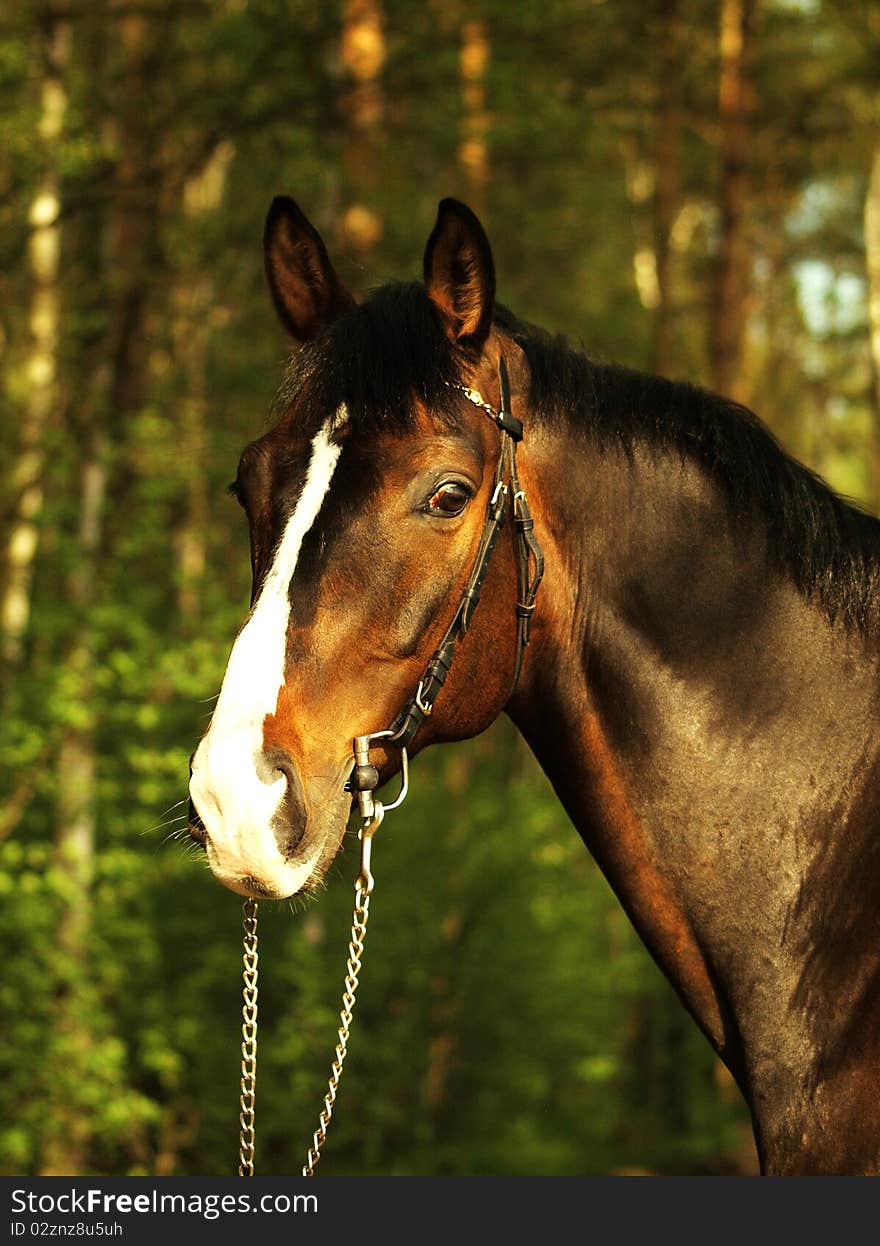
left=1, top=0, right=875, bottom=1177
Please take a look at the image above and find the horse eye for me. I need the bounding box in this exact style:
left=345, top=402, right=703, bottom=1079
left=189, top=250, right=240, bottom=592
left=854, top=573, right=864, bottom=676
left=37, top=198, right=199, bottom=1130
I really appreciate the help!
left=425, top=481, right=471, bottom=517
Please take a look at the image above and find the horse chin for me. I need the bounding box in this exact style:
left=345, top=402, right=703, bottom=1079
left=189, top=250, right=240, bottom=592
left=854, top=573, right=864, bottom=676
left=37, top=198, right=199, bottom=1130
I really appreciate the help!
left=204, top=843, right=307, bottom=900
left=202, top=783, right=352, bottom=901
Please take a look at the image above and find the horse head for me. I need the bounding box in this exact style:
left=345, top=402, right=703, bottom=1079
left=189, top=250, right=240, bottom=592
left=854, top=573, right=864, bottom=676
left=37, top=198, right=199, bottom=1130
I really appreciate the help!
left=188, top=197, right=540, bottom=899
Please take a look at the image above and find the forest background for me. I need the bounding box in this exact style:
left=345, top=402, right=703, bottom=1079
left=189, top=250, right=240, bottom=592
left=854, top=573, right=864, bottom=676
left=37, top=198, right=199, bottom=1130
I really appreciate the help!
left=2, top=0, right=879, bottom=1176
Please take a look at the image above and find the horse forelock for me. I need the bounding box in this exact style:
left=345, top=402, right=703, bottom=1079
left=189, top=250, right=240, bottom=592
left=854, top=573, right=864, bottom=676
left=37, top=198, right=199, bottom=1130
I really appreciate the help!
left=271, top=282, right=468, bottom=441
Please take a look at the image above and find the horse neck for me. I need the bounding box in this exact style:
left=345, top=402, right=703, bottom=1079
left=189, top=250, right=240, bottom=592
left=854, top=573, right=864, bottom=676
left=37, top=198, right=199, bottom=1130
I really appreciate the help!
left=507, top=417, right=880, bottom=1172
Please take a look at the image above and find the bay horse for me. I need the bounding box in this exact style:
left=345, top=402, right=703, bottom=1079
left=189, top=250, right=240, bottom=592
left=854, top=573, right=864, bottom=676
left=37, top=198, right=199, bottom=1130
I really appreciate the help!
left=188, top=195, right=880, bottom=1175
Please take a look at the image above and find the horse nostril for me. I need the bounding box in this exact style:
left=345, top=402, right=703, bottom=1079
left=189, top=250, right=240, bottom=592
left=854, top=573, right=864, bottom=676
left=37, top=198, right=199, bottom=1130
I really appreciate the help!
left=270, top=752, right=297, bottom=789
left=263, top=747, right=306, bottom=857
left=188, top=796, right=207, bottom=847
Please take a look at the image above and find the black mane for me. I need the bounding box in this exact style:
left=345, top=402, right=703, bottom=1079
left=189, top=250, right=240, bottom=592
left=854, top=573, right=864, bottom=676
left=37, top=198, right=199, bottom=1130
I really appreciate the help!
left=495, top=306, right=880, bottom=633
left=276, top=282, right=880, bottom=632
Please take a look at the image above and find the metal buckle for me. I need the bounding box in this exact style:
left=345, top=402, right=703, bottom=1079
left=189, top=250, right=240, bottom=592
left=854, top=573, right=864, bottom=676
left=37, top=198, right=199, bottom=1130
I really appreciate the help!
left=414, top=679, right=434, bottom=717
left=356, top=803, right=384, bottom=894
left=489, top=480, right=507, bottom=508
left=352, top=731, right=409, bottom=822
left=461, top=386, right=489, bottom=409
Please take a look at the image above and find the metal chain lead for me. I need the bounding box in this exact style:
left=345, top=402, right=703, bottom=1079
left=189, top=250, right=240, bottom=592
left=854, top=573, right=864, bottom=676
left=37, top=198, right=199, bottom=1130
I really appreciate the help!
left=301, top=811, right=382, bottom=1176
left=238, top=897, right=259, bottom=1177
left=234, top=812, right=382, bottom=1179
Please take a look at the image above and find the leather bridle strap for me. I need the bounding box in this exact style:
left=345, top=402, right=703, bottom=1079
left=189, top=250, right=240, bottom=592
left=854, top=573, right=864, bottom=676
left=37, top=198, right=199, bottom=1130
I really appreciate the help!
left=347, top=355, right=544, bottom=814
left=387, top=449, right=510, bottom=749
left=509, top=437, right=545, bottom=688
left=384, top=355, right=543, bottom=751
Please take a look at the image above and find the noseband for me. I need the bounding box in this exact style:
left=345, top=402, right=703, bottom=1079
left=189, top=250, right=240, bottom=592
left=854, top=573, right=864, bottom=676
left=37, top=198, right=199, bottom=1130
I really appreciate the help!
left=347, top=355, right=544, bottom=831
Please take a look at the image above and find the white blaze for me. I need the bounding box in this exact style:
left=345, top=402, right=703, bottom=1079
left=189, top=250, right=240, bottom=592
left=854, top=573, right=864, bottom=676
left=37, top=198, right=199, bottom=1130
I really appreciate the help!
left=190, top=417, right=343, bottom=893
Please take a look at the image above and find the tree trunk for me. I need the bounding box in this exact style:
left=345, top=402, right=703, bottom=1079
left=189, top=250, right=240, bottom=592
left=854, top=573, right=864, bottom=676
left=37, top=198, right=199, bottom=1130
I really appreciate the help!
left=40, top=424, right=107, bottom=1175
left=41, top=5, right=162, bottom=1173
left=458, top=19, right=490, bottom=213
left=623, top=143, right=660, bottom=316
left=2, top=15, right=70, bottom=666
left=652, top=0, right=682, bottom=377
left=171, top=142, right=234, bottom=623
left=339, top=0, right=385, bottom=265
left=709, top=0, right=757, bottom=402
left=865, top=142, right=880, bottom=512
left=419, top=746, right=473, bottom=1141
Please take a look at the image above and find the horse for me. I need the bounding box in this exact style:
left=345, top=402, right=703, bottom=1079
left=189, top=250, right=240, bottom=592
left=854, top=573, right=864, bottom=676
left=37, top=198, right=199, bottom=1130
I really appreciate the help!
left=188, top=195, right=880, bottom=1176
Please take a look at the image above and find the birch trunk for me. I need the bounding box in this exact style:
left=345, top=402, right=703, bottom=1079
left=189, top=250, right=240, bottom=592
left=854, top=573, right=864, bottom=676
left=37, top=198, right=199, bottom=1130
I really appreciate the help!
left=709, top=0, right=757, bottom=402
left=2, top=17, right=70, bottom=665
left=865, top=142, right=880, bottom=512
left=42, top=5, right=159, bottom=1172
left=458, top=19, right=490, bottom=213
left=40, top=423, right=106, bottom=1175
left=652, top=0, right=682, bottom=377
left=339, top=0, right=385, bottom=265
left=172, top=143, right=234, bottom=623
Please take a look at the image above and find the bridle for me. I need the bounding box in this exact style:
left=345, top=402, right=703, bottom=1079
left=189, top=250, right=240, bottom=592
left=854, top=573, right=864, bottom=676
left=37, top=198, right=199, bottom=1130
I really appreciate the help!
left=347, top=354, right=545, bottom=826
left=235, top=354, right=543, bottom=1178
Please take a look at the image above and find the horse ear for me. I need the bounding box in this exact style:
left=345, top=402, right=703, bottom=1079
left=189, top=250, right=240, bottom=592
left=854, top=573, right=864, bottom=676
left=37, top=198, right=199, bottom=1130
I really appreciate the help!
left=423, top=198, right=495, bottom=349
left=263, top=196, right=355, bottom=341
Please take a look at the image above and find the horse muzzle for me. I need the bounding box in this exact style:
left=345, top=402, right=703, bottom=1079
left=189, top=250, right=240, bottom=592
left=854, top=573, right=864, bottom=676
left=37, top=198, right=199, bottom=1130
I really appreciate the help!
left=187, top=735, right=335, bottom=899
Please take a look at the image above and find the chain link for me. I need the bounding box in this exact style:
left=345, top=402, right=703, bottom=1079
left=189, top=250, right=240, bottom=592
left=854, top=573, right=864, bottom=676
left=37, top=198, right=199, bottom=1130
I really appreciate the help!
left=301, top=880, right=371, bottom=1176
left=238, top=897, right=259, bottom=1177
left=236, top=821, right=380, bottom=1178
